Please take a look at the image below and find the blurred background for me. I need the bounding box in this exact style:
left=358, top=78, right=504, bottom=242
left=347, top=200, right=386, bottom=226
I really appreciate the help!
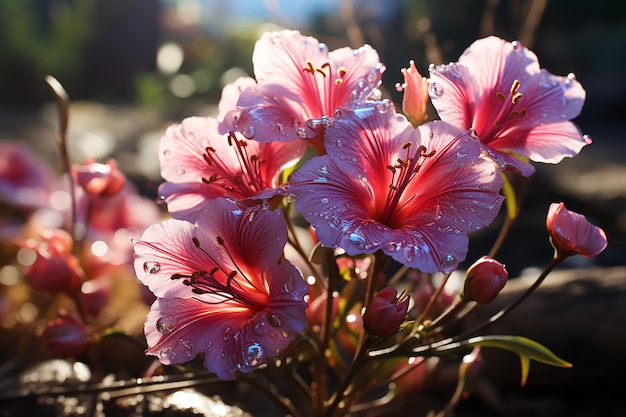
left=0, top=0, right=624, bottom=415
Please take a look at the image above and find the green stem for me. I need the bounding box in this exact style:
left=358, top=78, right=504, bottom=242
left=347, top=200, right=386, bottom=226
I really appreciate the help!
left=323, top=336, right=374, bottom=417
left=45, top=76, right=78, bottom=248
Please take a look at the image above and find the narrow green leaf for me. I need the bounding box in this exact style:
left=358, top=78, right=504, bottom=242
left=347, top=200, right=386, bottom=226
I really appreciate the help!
left=431, top=335, right=572, bottom=386
left=501, top=172, right=519, bottom=220
left=519, top=354, right=531, bottom=386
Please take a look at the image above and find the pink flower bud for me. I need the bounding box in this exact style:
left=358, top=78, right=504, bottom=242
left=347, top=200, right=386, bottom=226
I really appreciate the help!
left=363, top=287, right=409, bottom=337
left=78, top=276, right=112, bottom=316
left=42, top=310, right=89, bottom=357
left=462, top=256, right=508, bottom=304
left=75, top=159, right=125, bottom=197
left=546, top=202, right=607, bottom=259
left=398, top=60, right=429, bottom=126
left=23, top=230, right=84, bottom=295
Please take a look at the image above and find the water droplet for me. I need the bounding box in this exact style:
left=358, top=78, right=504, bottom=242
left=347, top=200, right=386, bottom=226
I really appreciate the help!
left=335, top=139, right=343, bottom=148
left=156, top=317, right=178, bottom=334
left=467, top=128, right=479, bottom=140
left=321, top=197, right=329, bottom=204
left=274, top=123, right=283, bottom=132
left=376, top=100, right=392, bottom=114
left=242, top=125, right=256, bottom=139
left=163, top=149, right=171, bottom=157
left=285, top=193, right=295, bottom=203
left=350, top=157, right=357, bottom=164
left=318, top=43, right=329, bottom=54
left=440, top=254, right=457, bottom=273
left=180, top=339, right=193, bottom=357
left=268, top=313, right=282, bottom=327
left=333, top=109, right=343, bottom=119
left=244, top=343, right=264, bottom=367
left=512, top=40, right=523, bottom=51
left=159, top=348, right=172, bottom=359
left=143, top=261, right=161, bottom=274
left=349, top=231, right=366, bottom=247
left=456, top=148, right=468, bottom=158
left=176, top=168, right=186, bottom=176
left=429, top=82, right=444, bottom=97
left=296, top=127, right=308, bottom=139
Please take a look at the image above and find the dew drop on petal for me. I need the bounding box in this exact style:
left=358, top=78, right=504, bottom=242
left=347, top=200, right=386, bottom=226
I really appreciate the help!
left=180, top=339, right=193, bottom=357
left=143, top=261, right=161, bottom=274
left=333, top=109, right=344, bottom=119
left=335, top=139, right=343, bottom=147
left=163, top=149, right=171, bottom=157
left=467, top=128, right=479, bottom=140
left=296, top=127, right=308, bottom=139
left=244, top=343, right=264, bottom=367
left=429, top=82, right=444, bottom=97
left=440, top=254, right=457, bottom=273
left=176, top=168, right=186, bottom=176
left=242, top=125, right=256, bottom=139
left=512, top=40, right=523, bottom=51
left=156, top=317, right=178, bottom=334
left=159, top=348, right=171, bottom=359
left=268, top=313, right=282, bottom=327
left=285, top=193, right=295, bottom=203
left=318, top=43, right=329, bottom=54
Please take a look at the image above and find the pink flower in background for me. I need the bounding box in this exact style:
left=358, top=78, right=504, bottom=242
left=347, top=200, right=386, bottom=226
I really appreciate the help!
left=134, top=198, right=308, bottom=380
left=159, top=116, right=305, bottom=221
left=43, top=309, right=90, bottom=357
left=23, top=229, right=84, bottom=295
left=222, top=30, right=384, bottom=154
left=0, top=141, right=52, bottom=210
left=428, top=36, right=590, bottom=176
left=75, top=158, right=126, bottom=198
left=287, top=105, right=503, bottom=273
left=546, top=202, right=607, bottom=259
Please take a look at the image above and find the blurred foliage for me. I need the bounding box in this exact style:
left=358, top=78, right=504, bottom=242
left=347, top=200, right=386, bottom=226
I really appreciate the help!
left=0, top=0, right=95, bottom=105
left=0, top=0, right=625, bottom=122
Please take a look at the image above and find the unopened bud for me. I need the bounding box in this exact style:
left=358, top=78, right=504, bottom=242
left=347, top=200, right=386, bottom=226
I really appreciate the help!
left=461, top=256, right=508, bottom=304
left=399, top=61, right=429, bottom=126
left=546, top=202, right=607, bottom=259
left=75, top=159, right=125, bottom=197
left=42, top=310, right=89, bottom=357
left=363, top=287, right=409, bottom=337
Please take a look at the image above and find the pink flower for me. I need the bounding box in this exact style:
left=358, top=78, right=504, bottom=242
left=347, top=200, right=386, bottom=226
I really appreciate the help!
left=287, top=105, right=504, bottom=273
left=461, top=256, right=508, bottom=304
left=158, top=116, right=305, bottom=221
left=0, top=141, right=52, bottom=210
left=546, top=202, right=607, bottom=259
left=75, top=158, right=126, bottom=197
left=23, top=229, right=84, bottom=295
left=363, top=287, right=409, bottom=337
left=43, top=309, right=90, bottom=357
left=43, top=310, right=89, bottom=357
left=428, top=36, right=591, bottom=177
left=222, top=30, right=384, bottom=154
left=133, top=198, right=308, bottom=380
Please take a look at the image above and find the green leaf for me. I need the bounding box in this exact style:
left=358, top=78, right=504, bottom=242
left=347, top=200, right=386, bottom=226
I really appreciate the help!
left=433, top=335, right=572, bottom=386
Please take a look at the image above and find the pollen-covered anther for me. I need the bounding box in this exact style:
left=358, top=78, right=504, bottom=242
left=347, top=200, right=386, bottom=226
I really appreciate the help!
left=303, top=60, right=331, bottom=77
